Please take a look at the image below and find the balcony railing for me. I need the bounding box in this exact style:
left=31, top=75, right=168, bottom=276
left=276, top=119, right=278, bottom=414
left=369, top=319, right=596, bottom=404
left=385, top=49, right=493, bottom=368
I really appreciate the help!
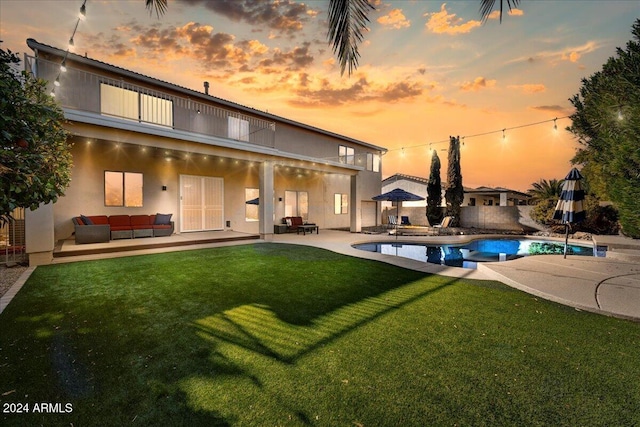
left=26, top=56, right=276, bottom=148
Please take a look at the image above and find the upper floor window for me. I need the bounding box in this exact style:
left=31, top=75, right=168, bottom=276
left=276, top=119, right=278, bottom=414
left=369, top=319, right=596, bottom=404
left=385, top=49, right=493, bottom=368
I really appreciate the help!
left=339, top=145, right=355, bottom=165
left=366, top=153, right=380, bottom=172
left=100, top=83, right=173, bottom=127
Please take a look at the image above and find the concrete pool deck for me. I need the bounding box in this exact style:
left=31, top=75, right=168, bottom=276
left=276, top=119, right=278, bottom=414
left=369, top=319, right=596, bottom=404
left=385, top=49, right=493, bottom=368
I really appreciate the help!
left=2, top=230, right=639, bottom=321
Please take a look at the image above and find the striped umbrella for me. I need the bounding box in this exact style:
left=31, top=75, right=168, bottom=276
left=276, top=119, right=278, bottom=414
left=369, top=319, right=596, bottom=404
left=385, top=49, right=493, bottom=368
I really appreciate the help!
left=553, top=168, right=586, bottom=258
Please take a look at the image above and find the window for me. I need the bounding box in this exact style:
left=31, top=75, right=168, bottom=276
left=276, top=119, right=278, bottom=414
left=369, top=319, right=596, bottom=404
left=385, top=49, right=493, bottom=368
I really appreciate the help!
left=228, top=116, right=250, bottom=141
left=245, top=188, right=259, bottom=222
left=339, top=145, right=355, bottom=165
left=366, top=153, right=380, bottom=172
left=285, top=190, right=309, bottom=221
left=334, top=193, right=348, bottom=214
left=105, top=171, right=143, bottom=207
left=100, top=83, right=173, bottom=127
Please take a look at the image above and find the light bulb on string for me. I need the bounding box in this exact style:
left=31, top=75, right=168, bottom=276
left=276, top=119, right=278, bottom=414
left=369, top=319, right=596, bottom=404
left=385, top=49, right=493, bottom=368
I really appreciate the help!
left=502, top=129, right=506, bottom=141
left=60, top=59, right=67, bottom=72
left=79, top=2, right=86, bottom=20
left=54, top=76, right=61, bottom=87
left=553, top=118, right=558, bottom=131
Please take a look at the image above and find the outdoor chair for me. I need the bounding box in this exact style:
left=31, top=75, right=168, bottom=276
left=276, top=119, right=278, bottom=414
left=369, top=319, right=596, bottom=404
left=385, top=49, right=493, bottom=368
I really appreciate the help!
left=434, top=216, right=453, bottom=228
left=387, top=215, right=398, bottom=229
left=401, top=216, right=411, bottom=225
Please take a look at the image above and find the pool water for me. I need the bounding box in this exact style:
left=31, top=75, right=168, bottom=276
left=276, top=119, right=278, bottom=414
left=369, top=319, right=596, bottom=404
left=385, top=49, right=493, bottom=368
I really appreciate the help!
left=352, top=239, right=600, bottom=269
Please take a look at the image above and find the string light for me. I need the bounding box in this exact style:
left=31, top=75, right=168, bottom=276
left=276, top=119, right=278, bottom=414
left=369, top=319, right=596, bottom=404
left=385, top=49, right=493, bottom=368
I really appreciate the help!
left=50, top=0, right=87, bottom=97
left=502, top=128, right=506, bottom=140
left=553, top=117, right=558, bottom=131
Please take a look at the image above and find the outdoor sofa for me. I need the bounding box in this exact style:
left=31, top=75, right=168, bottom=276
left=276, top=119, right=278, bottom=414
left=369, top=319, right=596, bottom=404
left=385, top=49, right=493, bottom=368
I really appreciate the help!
left=72, top=214, right=174, bottom=244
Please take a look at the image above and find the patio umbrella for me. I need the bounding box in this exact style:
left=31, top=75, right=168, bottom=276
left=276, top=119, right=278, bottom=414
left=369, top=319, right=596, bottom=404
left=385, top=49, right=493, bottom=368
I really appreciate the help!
left=372, top=188, right=424, bottom=238
left=553, top=168, right=586, bottom=258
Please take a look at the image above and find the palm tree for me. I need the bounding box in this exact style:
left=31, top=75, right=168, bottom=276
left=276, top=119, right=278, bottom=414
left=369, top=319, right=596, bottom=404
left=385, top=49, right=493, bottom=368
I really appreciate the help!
left=527, top=178, right=564, bottom=204
left=144, top=0, right=520, bottom=76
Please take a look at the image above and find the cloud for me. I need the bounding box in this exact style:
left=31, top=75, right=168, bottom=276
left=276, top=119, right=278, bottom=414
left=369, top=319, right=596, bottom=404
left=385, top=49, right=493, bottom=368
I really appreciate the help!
left=487, top=7, right=524, bottom=19
left=459, top=77, right=496, bottom=92
left=508, top=83, right=546, bottom=94
left=507, top=41, right=601, bottom=65
left=178, top=0, right=313, bottom=35
left=530, top=105, right=573, bottom=115
left=425, top=3, right=482, bottom=35
left=377, top=9, right=411, bottom=29
left=288, top=76, right=424, bottom=107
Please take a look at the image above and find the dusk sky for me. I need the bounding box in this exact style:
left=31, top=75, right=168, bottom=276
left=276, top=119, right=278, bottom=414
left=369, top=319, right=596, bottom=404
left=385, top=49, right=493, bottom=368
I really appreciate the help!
left=1, top=0, right=638, bottom=191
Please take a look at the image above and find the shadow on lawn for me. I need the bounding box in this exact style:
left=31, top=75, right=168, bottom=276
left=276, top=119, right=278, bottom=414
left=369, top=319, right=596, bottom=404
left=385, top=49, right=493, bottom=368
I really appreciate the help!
left=192, top=271, right=474, bottom=364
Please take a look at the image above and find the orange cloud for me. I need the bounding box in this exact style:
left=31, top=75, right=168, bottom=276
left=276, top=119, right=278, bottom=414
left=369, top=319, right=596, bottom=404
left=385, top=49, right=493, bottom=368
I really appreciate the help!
left=377, top=9, right=411, bottom=29
left=487, top=8, right=524, bottom=19
left=425, top=3, right=481, bottom=35
left=460, top=77, right=496, bottom=92
left=508, top=83, right=546, bottom=94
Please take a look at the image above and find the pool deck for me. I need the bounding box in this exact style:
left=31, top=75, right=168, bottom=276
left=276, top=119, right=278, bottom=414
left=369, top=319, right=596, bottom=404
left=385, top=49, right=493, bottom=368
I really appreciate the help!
left=2, top=230, right=639, bottom=321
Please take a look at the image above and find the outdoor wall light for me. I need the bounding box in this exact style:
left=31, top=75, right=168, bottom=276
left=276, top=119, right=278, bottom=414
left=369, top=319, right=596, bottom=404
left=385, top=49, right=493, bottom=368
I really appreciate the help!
left=162, top=186, right=167, bottom=191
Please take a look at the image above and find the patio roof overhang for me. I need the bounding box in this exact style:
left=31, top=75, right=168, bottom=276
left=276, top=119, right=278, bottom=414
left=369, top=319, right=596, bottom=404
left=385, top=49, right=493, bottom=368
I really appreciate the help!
left=66, top=110, right=364, bottom=176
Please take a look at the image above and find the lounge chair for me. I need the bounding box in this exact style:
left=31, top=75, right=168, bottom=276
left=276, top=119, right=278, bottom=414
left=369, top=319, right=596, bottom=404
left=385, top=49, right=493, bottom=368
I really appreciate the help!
left=387, top=215, right=398, bottom=229
left=434, top=216, right=453, bottom=228
left=401, top=216, right=411, bottom=225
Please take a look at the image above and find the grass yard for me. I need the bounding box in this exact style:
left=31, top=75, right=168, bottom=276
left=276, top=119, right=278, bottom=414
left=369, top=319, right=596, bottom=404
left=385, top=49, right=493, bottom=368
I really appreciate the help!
left=1, top=243, right=639, bottom=426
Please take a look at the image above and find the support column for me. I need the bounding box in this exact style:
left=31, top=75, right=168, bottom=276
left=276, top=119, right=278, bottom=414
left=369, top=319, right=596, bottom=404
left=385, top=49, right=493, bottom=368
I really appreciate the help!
left=500, top=192, right=507, bottom=206
left=25, top=202, right=55, bottom=266
left=259, top=160, right=275, bottom=240
left=350, top=174, right=362, bottom=233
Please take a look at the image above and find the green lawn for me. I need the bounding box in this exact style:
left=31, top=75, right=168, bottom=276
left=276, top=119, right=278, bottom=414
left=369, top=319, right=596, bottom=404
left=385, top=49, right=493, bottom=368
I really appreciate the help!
left=1, top=243, right=639, bottom=426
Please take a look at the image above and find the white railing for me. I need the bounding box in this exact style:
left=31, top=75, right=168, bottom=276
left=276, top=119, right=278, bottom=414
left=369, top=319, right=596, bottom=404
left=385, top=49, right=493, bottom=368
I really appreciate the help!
left=26, top=56, right=276, bottom=148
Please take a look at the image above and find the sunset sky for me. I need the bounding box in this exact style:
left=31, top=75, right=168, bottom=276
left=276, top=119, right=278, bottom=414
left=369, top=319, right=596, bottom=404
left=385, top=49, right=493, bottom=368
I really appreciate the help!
left=1, top=0, right=638, bottom=191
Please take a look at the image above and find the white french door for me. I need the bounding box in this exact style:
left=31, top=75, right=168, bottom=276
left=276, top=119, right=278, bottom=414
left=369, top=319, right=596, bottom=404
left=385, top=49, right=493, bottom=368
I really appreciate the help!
left=180, top=175, right=224, bottom=232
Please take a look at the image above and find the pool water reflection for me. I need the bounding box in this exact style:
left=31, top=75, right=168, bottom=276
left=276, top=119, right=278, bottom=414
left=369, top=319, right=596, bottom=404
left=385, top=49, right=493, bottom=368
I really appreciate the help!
left=353, top=239, right=598, bottom=269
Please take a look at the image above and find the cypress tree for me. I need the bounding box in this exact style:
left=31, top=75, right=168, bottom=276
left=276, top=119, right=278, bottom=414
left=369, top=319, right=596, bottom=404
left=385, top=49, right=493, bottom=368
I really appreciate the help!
left=445, top=136, right=464, bottom=226
left=426, top=151, right=442, bottom=226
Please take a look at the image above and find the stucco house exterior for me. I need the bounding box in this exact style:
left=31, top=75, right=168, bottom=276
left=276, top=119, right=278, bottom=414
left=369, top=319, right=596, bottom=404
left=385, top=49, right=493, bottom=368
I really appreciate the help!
left=22, top=39, right=386, bottom=265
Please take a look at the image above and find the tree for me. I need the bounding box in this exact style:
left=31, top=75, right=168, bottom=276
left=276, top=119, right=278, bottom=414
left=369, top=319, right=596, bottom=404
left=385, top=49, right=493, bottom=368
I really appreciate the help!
left=527, top=178, right=563, bottom=204
left=444, top=136, right=463, bottom=226
left=426, top=150, right=442, bottom=226
left=0, top=46, right=72, bottom=222
left=145, top=0, right=519, bottom=76
left=527, top=178, right=563, bottom=226
left=568, top=19, right=640, bottom=238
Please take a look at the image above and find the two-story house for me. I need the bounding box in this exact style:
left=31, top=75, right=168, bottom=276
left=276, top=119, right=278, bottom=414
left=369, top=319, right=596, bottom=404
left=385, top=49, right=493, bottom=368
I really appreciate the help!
left=23, top=39, right=386, bottom=265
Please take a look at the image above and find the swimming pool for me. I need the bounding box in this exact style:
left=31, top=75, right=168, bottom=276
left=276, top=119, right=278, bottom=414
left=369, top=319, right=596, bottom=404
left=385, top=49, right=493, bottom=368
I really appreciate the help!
left=352, top=238, right=600, bottom=269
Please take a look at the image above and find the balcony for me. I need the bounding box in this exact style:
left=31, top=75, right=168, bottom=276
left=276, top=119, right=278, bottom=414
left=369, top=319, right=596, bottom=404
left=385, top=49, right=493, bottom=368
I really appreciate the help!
left=27, top=56, right=276, bottom=148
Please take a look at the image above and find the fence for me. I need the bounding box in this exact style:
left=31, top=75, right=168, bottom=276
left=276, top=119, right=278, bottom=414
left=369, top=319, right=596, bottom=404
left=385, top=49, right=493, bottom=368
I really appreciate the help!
left=1, top=209, right=26, bottom=265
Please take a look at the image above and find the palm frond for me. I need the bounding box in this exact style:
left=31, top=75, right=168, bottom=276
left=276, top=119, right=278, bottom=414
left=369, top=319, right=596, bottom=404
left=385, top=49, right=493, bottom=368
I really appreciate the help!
left=328, top=0, right=375, bottom=76
left=145, top=0, right=167, bottom=19
left=479, top=0, right=521, bottom=23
